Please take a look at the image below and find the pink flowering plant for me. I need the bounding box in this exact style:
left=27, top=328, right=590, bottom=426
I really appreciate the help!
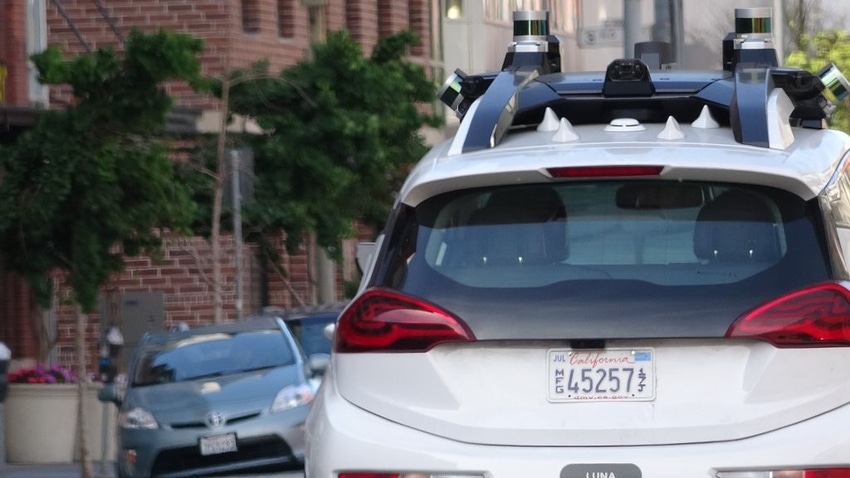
left=8, top=364, right=78, bottom=384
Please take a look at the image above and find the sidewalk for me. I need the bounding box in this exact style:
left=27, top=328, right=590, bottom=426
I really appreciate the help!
left=0, top=463, right=115, bottom=478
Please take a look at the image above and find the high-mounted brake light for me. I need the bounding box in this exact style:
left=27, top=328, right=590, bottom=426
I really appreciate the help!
left=726, top=282, right=850, bottom=347
left=334, top=289, right=476, bottom=353
left=547, top=165, right=664, bottom=179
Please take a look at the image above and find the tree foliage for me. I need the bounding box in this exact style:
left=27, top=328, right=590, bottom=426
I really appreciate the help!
left=0, top=29, right=203, bottom=311
left=222, top=30, right=441, bottom=256
left=785, top=0, right=825, bottom=53
left=785, top=29, right=850, bottom=133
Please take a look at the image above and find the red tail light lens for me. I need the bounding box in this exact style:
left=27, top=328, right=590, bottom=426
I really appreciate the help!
left=719, top=468, right=850, bottom=477
left=804, top=469, right=850, bottom=478
left=338, top=474, right=398, bottom=478
left=334, top=288, right=476, bottom=353
left=339, top=474, right=484, bottom=478
left=726, top=282, right=850, bottom=347
left=547, top=165, right=664, bottom=178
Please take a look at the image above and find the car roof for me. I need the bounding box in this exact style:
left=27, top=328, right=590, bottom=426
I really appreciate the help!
left=141, top=316, right=283, bottom=346
left=259, top=302, right=347, bottom=321
left=399, top=120, right=850, bottom=206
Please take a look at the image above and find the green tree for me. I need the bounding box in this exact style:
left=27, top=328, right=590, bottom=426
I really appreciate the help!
left=0, top=29, right=203, bottom=478
left=221, top=30, right=440, bottom=264
left=785, top=29, right=850, bottom=133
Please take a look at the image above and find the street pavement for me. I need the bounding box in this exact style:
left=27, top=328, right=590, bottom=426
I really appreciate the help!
left=0, top=463, right=305, bottom=477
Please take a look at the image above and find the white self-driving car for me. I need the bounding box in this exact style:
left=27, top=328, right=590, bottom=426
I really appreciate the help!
left=306, top=7, right=850, bottom=478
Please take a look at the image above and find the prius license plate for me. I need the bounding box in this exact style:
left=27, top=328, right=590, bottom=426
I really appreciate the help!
left=200, top=433, right=237, bottom=456
left=547, top=348, right=655, bottom=402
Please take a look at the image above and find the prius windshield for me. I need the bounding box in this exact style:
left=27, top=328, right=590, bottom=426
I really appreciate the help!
left=132, top=329, right=295, bottom=386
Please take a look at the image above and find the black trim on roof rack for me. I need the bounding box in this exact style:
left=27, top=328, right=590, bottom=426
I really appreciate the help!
left=730, top=66, right=773, bottom=147
left=453, top=64, right=830, bottom=153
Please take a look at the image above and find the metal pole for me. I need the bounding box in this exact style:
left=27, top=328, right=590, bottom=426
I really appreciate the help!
left=100, top=402, right=108, bottom=476
left=0, top=402, right=5, bottom=467
left=317, top=249, right=336, bottom=304
left=623, top=0, right=642, bottom=58
left=773, top=0, right=785, bottom=65
left=653, top=0, right=671, bottom=43
left=670, top=0, right=684, bottom=66
left=50, top=0, right=93, bottom=53
left=231, top=150, right=244, bottom=320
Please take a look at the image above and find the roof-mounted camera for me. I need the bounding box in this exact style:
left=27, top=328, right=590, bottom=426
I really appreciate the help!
left=437, top=10, right=561, bottom=120
left=818, top=63, right=850, bottom=105
left=500, top=10, right=562, bottom=74
left=602, top=59, right=655, bottom=97
left=723, top=7, right=778, bottom=70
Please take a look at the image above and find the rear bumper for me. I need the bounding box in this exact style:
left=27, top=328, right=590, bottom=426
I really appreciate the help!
left=305, top=374, right=850, bottom=478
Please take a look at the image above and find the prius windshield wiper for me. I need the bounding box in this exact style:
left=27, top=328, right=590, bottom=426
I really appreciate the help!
left=185, top=365, right=280, bottom=381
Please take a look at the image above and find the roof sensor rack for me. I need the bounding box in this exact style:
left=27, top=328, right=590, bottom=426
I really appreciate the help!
left=438, top=6, right=850, bottom=153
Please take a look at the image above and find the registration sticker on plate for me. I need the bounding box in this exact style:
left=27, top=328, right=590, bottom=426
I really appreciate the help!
left=547, top=348, right=655, bottom=402
left=199, top=433, right=237, bottom=456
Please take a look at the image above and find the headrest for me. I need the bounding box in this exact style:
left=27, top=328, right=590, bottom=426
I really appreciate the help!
left=467, top=186, right=567, bottom=265
left=693, top=190, right=781, bottom=262
left=473, top=186, right=567, bottom=224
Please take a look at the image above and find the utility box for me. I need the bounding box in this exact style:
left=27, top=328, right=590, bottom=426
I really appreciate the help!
left=100, top=292, right=164, bottom=372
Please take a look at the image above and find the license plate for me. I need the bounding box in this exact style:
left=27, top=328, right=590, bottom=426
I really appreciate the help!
left=547, top=348, right=655, bottom=402
left=199, top=433, right=237, bottom=456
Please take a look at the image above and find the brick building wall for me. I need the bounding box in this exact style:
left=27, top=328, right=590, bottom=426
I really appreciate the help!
left=0, top=0, right=28, bottom=105
left=344, top=0, right=379, bottom=53
left=0, top=0, right=436, bottom=374
left=9, top=229, right=335, bottom=374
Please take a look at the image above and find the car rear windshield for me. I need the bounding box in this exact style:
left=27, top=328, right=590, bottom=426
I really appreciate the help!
left=132, top=329, right=295, bottom=386
left=373, top=181, right=831, bottom=340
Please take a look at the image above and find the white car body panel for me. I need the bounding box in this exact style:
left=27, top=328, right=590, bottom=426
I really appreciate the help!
left=330, top=340, right=850, bottom=446
left=400, top=124, right=850, bottom=206
left=306, top=364, right=850, bottom=477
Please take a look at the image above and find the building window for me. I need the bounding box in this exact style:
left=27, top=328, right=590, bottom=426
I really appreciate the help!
left=278, top=0, right=295, bottom=38
left=445, top=0, right=462, bottom=19
left=309, top=6, right=326, bottom=42
left=27, top=0, right=48, bottom=106
left=243, top=0, right=261, bottom=33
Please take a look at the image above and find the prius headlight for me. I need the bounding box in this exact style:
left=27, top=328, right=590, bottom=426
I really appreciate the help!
left=119, top=407, right=158, bottom=430
left=271, top=384, right=314, bottom=413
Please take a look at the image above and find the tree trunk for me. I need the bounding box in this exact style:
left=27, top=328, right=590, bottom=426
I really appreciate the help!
left=33, top=277, right=57, bottom=364
left=211, top=80, right=230, bottom=323
left=34, top=306, right=53, bottom=364
left=76, top=305, right=93, bottom=478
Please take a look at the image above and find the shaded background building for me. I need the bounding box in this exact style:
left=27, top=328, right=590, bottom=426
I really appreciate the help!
left=0, top=0, right=442, bottom=372
left=2, top=0, right=848, bottom=373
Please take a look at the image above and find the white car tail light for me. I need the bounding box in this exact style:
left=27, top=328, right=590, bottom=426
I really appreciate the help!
left=334, top=288, right=476, bottom=353
left=726, top=282, right=850, bottom=347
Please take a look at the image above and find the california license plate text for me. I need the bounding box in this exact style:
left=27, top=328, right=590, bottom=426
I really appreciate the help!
left=547, top=349, right=655, bottom=402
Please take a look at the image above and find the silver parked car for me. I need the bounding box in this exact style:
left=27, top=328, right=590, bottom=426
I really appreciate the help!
left=101, top=316, right=317, bottom=478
